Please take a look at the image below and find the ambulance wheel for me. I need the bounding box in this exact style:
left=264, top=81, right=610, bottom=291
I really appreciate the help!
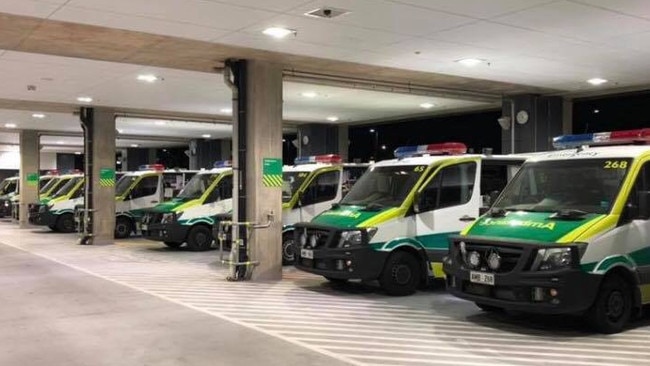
left=379, top=251, right=421, bottom=296
left=187, top=225, right=213, bottom=251
left=56, top=213, right=75, bottom=233
left=475, top=302, right=503, bottom=313
left=163, top=241, right=182, bottom=249
left=282, top=233, right=296, bottom=265
left=586, top=274, right=632, bottom=334
left=114, top=217, right=133, bottom=239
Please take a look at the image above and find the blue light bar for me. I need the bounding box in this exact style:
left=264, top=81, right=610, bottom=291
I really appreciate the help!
left=394, top=142, right=467, bottom=158
left=294, top=154, right=342, bottom=165
left=213, top=160, right=232, bottom=168
left=138, top=164, right=165, bottom=171
left=552, top=128, right=650, bottom=149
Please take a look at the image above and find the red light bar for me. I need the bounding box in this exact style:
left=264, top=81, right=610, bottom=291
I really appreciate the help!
left=394, top=142, right=467, bottom=158
left=139, top=164, right=165, bottom=171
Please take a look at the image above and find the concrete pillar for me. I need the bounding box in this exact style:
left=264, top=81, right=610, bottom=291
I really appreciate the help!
left=338, top=125, right=349, bottom=162
left=18, top=130, right=39, bottom=228
left=244, top=60, right=283, bottom=281
left=85, top=108, right=116, bottom=245
left=500, top=95, right=564, bottom=153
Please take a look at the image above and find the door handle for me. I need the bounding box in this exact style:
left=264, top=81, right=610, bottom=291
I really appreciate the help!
left=459, top=215, right=476, bottom=222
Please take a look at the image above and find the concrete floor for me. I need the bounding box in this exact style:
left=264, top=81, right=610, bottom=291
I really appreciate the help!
left=2, top=220, right=650, bottom=366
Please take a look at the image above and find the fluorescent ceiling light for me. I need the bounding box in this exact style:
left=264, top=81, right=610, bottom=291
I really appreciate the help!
left=130, top=144, right=139, bottom=148
left=56, top=141, right=65, bottom=145
left=220, top=108, right=232, bottom=114
left=262, top=27, right=296, bottom=39
left=154, top=120, right=167, bottom=126
left=77, top=96, right=93, bottom=103
left=420, top=102, right=435, bottom=109
left=32, top=113, right=46, bottom=119
left=587, top=78, right=608, bottom=85
left=74, top=152, right=82, bottom=155
left=202, top=134, right=211, bottom=138
left=5, top=123, right=17, bottom=128
left=455, top=58, right=486, bottom=67
left=301, top=91, right=318, bottom=98
left=137, top=74, right=160, bottom=83
left=326, top=116, right=339, bottom=122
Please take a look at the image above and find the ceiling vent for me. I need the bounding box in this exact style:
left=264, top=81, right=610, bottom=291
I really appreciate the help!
left=304, top=7, right=349, bottom=19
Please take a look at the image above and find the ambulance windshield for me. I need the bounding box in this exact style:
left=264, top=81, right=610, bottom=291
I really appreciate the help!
left=51, top=177, right=82, bottom=199
left=341, top=165, right=426, bottom=208
left=0, top=179, right=17, bottom=195
left=493, top=159, right=632, bottom=215
left=40, top=177, right=60, bottom=194
left=178, top=173, right=220, bottom=200
left=283, top=171, right=310, bottom=203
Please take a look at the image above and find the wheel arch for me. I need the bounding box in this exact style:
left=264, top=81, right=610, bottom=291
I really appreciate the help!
left=386, top=243, right=429, bottom=283
left=604, top=265, right=642, bottom=309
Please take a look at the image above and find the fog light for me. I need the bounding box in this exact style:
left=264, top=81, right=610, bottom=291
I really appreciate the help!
left=346, top=260, right=352, bottom=267
left=533, top=287, right=545, bottom=302
left=549, top=288, right=558, bottom=297
left=468, top=251, right=481, bottom=268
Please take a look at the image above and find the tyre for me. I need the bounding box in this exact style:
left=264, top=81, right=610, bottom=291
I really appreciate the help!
left=186, top=225, right=213, bottom=251
left=163, top=241, right=182, bottom=249
left=114, top=217, right=133, bottom=239
left=586, top=274, right=633, bottom=334
left=475, top=302, right=503, bottom=313
left=282, top=232, right=296, bottom=265
left=56, top=213, right=76, bottom=233
left=379, top=251, right=421, bottom=296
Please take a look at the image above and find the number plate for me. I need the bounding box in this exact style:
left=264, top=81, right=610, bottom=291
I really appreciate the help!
left=470, top=271, right=495, bottom=286
left=300, top=249, right=313, bottom=259
left=141, top=224, right=148, bottom=231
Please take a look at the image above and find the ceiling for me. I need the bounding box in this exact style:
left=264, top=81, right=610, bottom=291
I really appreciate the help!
left=0, top=0, right=648, bottom=149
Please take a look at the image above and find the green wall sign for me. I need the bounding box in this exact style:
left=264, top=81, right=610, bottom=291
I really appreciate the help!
left=26, top=173, right=39, bottom=187
left=262, top=158, right=282, bottom=187
left=99, top=168, right=116, bottom=188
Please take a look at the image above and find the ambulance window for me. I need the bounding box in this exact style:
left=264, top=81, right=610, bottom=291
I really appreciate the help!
left=71, top=185, right=84, bottom=199
left=131, top=176, right=159, bottom=199
left=419, top=162, right=476, bottom=211
left=206, top=175, right=233, bottom=204
left=301, top=171, right=340, bottom=206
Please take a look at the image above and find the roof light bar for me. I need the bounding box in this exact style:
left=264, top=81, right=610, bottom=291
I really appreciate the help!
left=213, top=160, right=232, bottom=168
left=45, top=170, right=59, bottom=176
left=139, top=164, right=165, bottom=171
left=394, top=142, right=467, bottom=158
left=294, top=154, right=342, bottom=165
left=552, top=128, right=650, bottom=149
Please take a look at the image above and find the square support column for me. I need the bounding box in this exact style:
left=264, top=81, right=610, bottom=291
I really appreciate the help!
left=18, top=130, right=39, bottom=228
left=245, top=60, right=283, bottom=281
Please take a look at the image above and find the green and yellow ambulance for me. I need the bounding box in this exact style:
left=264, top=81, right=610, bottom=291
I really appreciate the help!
left=0, top=176, right=19, bottom=218
left=294, top=143, right=527, bottom=296
left=10, top=172, right=62, bottom=220
left=30, top=174, right=84, bottom=232
left=444, top=128, right=650, bottom=333
left=141, top=162, right=233, bottom=251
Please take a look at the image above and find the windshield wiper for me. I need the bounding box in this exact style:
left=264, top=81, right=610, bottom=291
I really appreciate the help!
left=549, top=209, right=589, bottom=220
left=362, top=203, right=385, bottom=211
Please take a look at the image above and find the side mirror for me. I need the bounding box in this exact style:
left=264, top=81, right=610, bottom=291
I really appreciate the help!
left=638, top=191, right=650, bottom=220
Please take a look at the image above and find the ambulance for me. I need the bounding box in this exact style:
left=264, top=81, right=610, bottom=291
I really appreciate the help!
left=10, top=172, right=62, bottom=220
left=113, top=165, right=196, bottom=238
left=443, top=128, right=650, bottom=333
left=282, top=155, right=346, bottom=264
left=0, top=177, right=19, bottom=218
left=293, top=143, right=527, bottom=295
left=141, top=162, right=233, bottom=251
left=30, top=174, right=84, bottom=232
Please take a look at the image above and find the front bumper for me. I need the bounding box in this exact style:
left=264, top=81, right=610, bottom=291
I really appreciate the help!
left=293, top=223, right=387, bottom=280
left=30, top=210, right=57, bottom=227
left=142, top=221, right=188, bottom=243
left=443, top=236, right=600, bottom=314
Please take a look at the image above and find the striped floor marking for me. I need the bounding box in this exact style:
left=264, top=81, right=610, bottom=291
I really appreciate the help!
left=3, top=224, right=650, bottom=366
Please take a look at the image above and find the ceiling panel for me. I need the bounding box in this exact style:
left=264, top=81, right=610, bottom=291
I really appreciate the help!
left=494, top=1, right=650, bottom=42
left=49, top=6, right=230, bottom=42
left=63, top=0, right=278, bottom=30
left=574, top=0, right=650, bottom=20
left=288, top=0, right=474, bottom=36
left=205, top=0, right=312, bottom=12
left=387, top=0, right=555, bottom=19
left=0, top=0, right=61, bottom=18
left=215, top=33, right=356, bottom=60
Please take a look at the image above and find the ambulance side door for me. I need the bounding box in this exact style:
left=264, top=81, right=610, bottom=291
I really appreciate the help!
left=414, top=160, right=480, bottom=259
left=205, top=175, right=233, bottom=215
left=127, top=175, right=161, bottom=212
left=299, top=170, right=341, bottom=221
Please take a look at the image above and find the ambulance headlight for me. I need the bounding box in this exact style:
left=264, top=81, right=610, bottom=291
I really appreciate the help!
left=532, top=247, right=580, bottom=271
left=339, top=227, right=378, bottom=247
left=161, top=213, right=177, bottom=224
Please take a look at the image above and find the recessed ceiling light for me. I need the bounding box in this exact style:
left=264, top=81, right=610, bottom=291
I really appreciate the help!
left=202, top=134, right=211, bottom=138
left=32, top=113, right=46, bottom=119
left=154, top=120, right=167, bottom=126
left=301, top=91, right=318, bottom=98
left=455, top=58, right=486, bottom=67
left=137, top=74, right=160, bottom=83
left=420, top=102, right=435, bottom=109
left=56, top=141, right=65, bottom=145
left=326, top=116, right=339, bottom=122
left=220, top=108, right=233, bottom=114
left=77, top=96, right=93, bottom=103
left=381, top=144, right=387, bottom=150
left=74, top=151, right=82, bottom=155
left=130, top=144, right=139, bottom=148
left=5, top=123, right=17, bottom=128
left=262, top=27, right=296, bottom=39
left=587, top=78, right=608, bottom=85
left=594, top=109, right=600, bottom=114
